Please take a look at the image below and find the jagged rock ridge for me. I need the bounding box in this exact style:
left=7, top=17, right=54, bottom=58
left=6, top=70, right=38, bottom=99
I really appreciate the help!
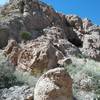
left=0, top=0, right=100, bottom=100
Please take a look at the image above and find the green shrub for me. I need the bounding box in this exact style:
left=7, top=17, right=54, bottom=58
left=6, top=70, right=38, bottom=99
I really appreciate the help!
left=20, top=31, right=32, bottom=40
left=0, top=52, right=22, bottom=89
left=0, top=60, right=16, bottom=88
left=0, top=51, right=38, bottom=89
left=14, top=70, right=39, bottom=87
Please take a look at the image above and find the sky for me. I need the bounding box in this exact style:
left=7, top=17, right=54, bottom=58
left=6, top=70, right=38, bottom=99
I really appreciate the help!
left=0, top=0, right=100, bottom=25
left=0, top=0, right=8, bottom=5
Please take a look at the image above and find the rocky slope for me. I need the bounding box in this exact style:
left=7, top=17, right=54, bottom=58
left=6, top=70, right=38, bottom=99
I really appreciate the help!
left=0, top=0, right=100, bottom=100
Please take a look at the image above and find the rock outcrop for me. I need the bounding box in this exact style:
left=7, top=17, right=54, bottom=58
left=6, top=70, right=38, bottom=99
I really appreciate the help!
left=81, top=27, right=100, bottom=61
left=4, top=39, right=18, bottom=55
left=0, top=0, right=65, bottom=44
left=4, top=26, right=81, bottom=73
left=0, top=0, right=99, bottom=74
left=65, top=14, right=83, bottom=30
left=9, top=38, right=79, bottom=72
left=0, top=0, right=100, bottom=100
left=34, top=67, right=73, bottom=100
left=4, top=39, right=20, bottom=65
left=82, top=18, right=93, bottom=32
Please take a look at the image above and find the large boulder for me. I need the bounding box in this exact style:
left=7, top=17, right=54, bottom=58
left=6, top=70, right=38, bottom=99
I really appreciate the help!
left=17, top=41, right=59, bottom=72
left=17, top=36, right=81, bottom=73
left=34, top=67, right=73, bottom=100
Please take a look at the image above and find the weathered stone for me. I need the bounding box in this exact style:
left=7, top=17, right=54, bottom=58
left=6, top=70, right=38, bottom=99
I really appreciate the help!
left=34, top=67, right=73, bottom=100
left=82, top=18, right=93, bottom=32
left=4, top=39, right=21, bottom=65
left=0, top=85, right=34, bottom=100
left=65, top=14, right=83, bottom=30
left=4, top=25, right=81, bottom=72
left=4, top=39, right=18, bottom=55
left=17, top=41, right=58, bottom=72
left=58, top=57, right=72, bottom=66
left=16, top=35, right=81, bottom=73
left=0, top=0, right=100, bottom=100
left=81, top=30, right=100, bottom=61
left=8, top=46, right=20, bottom=66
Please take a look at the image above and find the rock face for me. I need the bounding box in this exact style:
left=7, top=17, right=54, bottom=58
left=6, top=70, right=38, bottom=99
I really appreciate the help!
left=82, top=18, right=93, bottom=32
left=16, top=38, right=79, bottom=72
left=4, top=39, right=18, bottom=55
left=4, top=39, right=20, bottom=65
left=65, top=14, right=83, bottom=30
left=34, top=67, right=73, bottom=100
left=81, top=26, right=100, bottom=61
left=0, top=0, right=99, bottom=74
left=4, top=26, right=81, bottom=73
left=0, top=0, right=64, bottom=44
left=0, top=0, right=100, bottom=100
left=0, top=0, right=99, bottom=62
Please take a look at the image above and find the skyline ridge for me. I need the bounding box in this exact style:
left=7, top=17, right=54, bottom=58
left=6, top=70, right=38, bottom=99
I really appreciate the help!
left=0, top=0, right=100, bottom=25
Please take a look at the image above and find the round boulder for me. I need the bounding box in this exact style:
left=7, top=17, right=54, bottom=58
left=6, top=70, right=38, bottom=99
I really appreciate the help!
left=34, top=67, right=73, bottom=100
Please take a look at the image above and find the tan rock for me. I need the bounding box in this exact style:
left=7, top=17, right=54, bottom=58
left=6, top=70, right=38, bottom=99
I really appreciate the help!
left=8, top=46, right=20, bottom=66
left=58, top=57, right=72, bottom=67
left=4, top=39, right=18, bottom=55
left=17, top=41, right=58, bottom=73
left=3, top=25, right=81, bottom=73
left=34, top=67, right=73, bottom=100
left=4, top=39, right=21, bottom=66
left=17, top=36, right=79, bottom=73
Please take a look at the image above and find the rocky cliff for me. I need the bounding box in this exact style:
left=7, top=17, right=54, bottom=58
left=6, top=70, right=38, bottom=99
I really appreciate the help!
left=0, top=0, right=100, bottom=100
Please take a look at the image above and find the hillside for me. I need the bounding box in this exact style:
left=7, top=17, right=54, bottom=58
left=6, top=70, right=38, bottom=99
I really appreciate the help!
left=0, top=0, right=100, bottom=100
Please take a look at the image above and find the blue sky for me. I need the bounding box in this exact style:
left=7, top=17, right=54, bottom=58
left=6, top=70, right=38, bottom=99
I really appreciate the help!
left=0, top=0, right=8, bottom=5
left=0, top=0, right=100, bottom=25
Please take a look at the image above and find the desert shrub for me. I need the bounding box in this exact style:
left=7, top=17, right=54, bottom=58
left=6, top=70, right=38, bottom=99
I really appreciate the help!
left=0, top=28, right=7, bottom=32
left=14, top=70, right=39, bottom=87
left=13, top=67, right=47, bottom=87
left=20, top=31, right=32, bottom=40
left=64, top=57, right=100, bottom=99
left=0, top=52, right=22, bottom=89
left=0, top=51, right=38, bottom=89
